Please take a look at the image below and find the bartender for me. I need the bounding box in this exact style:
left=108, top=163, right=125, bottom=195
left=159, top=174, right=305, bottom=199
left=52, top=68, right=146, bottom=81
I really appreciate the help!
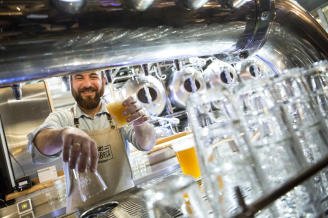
left=27, top=70, right=156, bottom=213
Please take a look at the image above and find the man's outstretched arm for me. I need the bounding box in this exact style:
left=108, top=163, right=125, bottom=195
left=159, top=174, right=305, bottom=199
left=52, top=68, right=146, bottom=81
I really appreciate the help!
left=34, top=127, right=99, bottom=172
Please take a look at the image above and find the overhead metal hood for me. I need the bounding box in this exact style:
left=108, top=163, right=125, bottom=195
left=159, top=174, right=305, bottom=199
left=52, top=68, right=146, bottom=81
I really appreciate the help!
left=0, top=0, right=327, bottom=85
left=296, top=0, right=327, bottom=11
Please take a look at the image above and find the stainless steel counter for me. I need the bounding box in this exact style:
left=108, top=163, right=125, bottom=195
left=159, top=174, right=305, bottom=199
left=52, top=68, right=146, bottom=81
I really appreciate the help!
left=0, top=156, right=181, bottom=218
left=135, top=152, right=180, bottom=186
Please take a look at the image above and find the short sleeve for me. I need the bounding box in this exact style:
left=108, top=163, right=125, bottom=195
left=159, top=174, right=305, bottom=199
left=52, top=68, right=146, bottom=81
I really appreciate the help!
left=27, top=110, right=71, bottom=164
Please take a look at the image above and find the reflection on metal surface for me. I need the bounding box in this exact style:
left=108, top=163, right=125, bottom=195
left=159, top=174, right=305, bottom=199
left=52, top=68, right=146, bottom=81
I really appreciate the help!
left=0, top=82, right=62, bottom=180
left=237, top=56, right=275, bottom=81
left=0, top=114, right=16, bottom=189
left=168, top=66, right=206, bottom=109
left=51, top=0, right=86, bottom=14
left=124, top=75, right=167, bottom=116
left=181, top=0, right=209, bottom=10
left=124, top=0, right=155, bottom=11
left=76, top=187, right=182, bottom=218
left=229, top=0, right=253, bottom=9
left=203, top=59, right=238, bottom=88
left=256, top=0, right=328, bottom=72
left=80, top=201, right=119, bottom=218
left=0, top=0, right=269, bottom=85
left=0, top=0, right=325, bottom=89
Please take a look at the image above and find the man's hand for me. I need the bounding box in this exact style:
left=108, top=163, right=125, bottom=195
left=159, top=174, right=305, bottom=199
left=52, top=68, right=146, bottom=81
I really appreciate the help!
left=122, top=96, right=148, bottom=126
left=122, top=96, right=155, bottom=151
left=61, top=127, right=99, bottom=173
left=34, top=127, right=98, bottom=173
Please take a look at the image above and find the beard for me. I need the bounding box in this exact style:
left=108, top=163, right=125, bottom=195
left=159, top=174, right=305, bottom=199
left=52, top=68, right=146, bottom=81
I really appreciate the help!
left=72, top=85, right=104, bottom=110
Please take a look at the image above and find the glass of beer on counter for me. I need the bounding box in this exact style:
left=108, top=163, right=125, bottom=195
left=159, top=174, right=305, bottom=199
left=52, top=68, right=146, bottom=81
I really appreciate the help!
left=105, top=89, right=131, bottom=128
left=172, top=135, right=201, bottom=179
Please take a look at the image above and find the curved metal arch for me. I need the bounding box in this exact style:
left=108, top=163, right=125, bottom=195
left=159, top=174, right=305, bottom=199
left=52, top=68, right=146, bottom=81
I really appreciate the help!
left=0, top=0, right=327, bottom=85
left=0, top=0, right=266, bottom=85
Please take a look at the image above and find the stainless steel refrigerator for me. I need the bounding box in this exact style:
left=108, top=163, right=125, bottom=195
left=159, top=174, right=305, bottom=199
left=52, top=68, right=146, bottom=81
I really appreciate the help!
left=0, top=81, right=62, bottom=197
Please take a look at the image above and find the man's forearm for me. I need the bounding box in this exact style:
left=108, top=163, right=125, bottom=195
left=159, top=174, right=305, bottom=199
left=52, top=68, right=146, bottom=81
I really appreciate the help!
left=134, top=122, right=156, bottom=151
left=34, top=128, right=63, bottom=156
left=34, top=127, right=99, bottom=172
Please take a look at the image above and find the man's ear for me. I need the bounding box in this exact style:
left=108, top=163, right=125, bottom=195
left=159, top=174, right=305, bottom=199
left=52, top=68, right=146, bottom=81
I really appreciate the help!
left=102, top=76, right=107, bottom=84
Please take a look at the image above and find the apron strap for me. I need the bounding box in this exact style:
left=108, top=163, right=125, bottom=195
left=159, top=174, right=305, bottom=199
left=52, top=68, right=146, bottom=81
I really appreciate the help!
left=106, top=113, right=116, bottom=129
left=70, top=107, right=80, bottom=128
left=70, top=107, right=116, bottom=129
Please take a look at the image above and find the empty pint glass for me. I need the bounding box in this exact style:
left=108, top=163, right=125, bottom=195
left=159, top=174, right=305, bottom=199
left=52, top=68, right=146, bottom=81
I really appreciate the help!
left=187, top=88, right=272, bottom=218
left=140, top=175, right=209, bottom=218
left=171, top=135, right=201, bottom=179
left=300, top=61, right=328, bottom=133
left=234, top=79, right=319, bottom=217
left=72, top=161, right=108, bottom=202
left=272, top=67, right=328, bottom=210
left=303, top=61, right=328, bottom=116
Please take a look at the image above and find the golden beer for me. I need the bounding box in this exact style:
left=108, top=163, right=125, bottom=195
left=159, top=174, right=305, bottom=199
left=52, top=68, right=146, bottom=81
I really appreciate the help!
left=175, top=146, right=201, bottom=179
left=106, top=101, right=130, bottom=128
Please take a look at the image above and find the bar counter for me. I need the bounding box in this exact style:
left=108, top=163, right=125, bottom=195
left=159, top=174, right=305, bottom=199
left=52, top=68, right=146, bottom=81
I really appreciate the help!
left=0, top=152, right=181, bottom=218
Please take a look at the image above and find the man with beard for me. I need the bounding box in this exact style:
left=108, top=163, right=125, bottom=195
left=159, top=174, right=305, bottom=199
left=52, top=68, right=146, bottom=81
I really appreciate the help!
left=27, top=70, right=155, bottom=213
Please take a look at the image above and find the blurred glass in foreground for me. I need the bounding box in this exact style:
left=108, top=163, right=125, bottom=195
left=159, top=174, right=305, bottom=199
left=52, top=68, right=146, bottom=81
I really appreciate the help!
left=233, top=79, right=319, bottom=217
left=139, top=175, right=209, bottom=218
left=187, top=88, right=273, bottom=218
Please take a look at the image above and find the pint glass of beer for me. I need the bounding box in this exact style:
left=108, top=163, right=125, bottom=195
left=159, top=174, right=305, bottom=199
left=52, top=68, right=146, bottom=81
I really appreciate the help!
left=172, top=135, right=201, bottom=179
left=106, top=89, right=130, bottom=128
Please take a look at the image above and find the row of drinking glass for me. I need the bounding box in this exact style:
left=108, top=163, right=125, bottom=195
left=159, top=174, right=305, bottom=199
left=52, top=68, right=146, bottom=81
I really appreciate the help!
left=187, top=60, right=328, bottom=217
left=134, top=61, right=328, bottom=218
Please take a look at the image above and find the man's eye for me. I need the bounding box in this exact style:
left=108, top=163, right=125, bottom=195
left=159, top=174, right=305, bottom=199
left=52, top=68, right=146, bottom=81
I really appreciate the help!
left=90, top=75, right=100, bottom=79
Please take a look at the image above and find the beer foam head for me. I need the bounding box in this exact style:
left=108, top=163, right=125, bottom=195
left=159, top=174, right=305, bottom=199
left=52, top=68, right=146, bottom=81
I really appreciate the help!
left=171, top=135, right=195, bottom=152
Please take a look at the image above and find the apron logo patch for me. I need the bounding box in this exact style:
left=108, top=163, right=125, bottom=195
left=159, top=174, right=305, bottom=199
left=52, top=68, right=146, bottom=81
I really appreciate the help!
left=98, top=144, right=113, bottom=163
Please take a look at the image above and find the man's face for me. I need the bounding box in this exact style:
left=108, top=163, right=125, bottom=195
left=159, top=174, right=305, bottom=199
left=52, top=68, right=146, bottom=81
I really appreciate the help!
left=70, top=71, right=105, bottom=110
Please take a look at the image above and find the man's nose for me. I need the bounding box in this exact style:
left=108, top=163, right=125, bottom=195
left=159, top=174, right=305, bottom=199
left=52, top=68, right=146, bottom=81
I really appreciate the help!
left=81, top=78, right=93, bottom=87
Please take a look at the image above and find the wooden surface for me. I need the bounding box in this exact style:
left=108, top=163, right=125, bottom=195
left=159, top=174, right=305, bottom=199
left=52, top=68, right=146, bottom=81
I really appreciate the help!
left=5, top=170, right=64, bottom=201
left=147, top=131, right=192, bottom=154
left=44, top=80, right=55, bottom=112
left=155, top=131, right=191, bottom=145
